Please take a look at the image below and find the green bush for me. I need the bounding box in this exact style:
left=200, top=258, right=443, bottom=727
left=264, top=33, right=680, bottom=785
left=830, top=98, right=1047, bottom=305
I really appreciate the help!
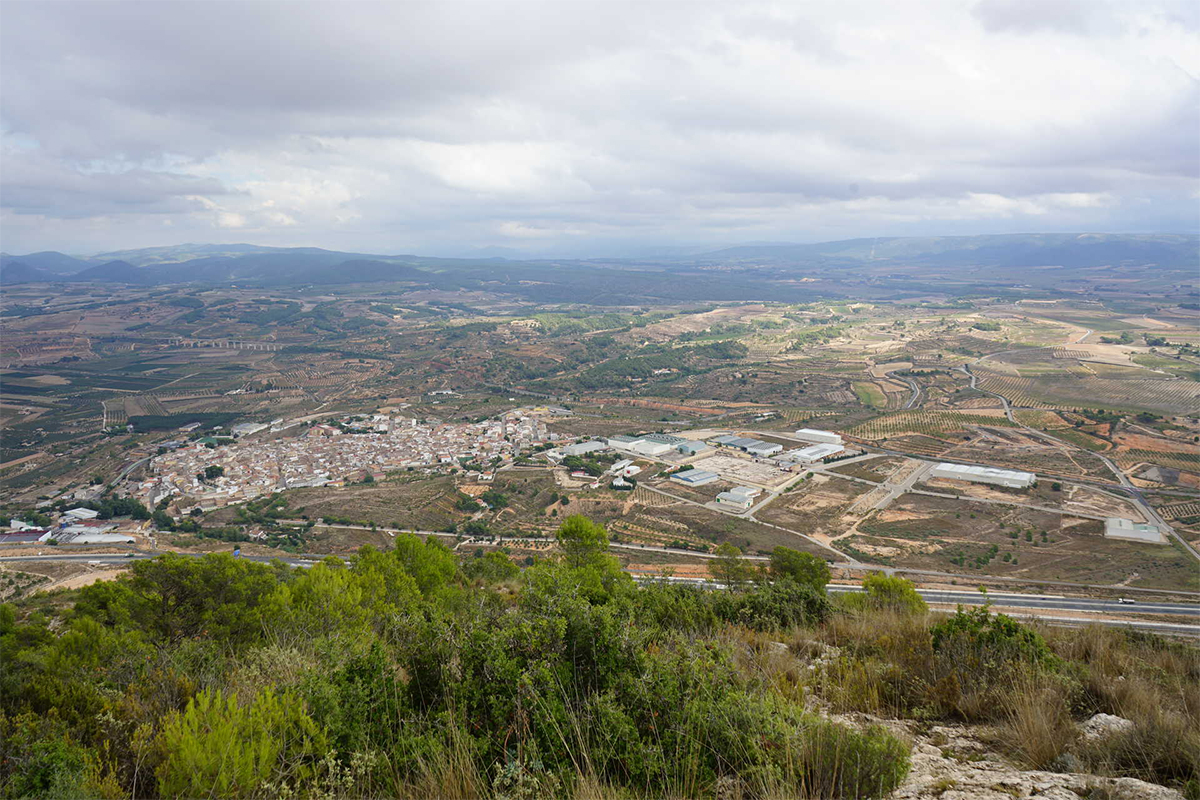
left=155, top=689, right=326, bottom=798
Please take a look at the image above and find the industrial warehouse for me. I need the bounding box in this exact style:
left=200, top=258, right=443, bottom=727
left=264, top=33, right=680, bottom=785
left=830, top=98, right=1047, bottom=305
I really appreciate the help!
left=930, top=463, right=1036, bottom=489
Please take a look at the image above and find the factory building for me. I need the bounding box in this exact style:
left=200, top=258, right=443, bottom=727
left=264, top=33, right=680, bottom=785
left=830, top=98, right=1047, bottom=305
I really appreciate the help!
left=558, top=440, right=609, bottom=457
left=1104, top=518, right=1166, bottom=544
left=930, top=463, right=1035, bottom=489
left=628, top=439, right=673, bottom=456
left=716, top=486, right=761, bottom=510
left=793, top=428, right=843, bottom=446
left=787, top=443, right=845, bottom=464
left=710, top=434, right=781, bottom=457
left=676, top=440, right=712, bottom=456
left=672, top=468, right=720, bottom=487
left=641, top=433, right=687, bottom=445
left=605, top=434, right=675, bottom=457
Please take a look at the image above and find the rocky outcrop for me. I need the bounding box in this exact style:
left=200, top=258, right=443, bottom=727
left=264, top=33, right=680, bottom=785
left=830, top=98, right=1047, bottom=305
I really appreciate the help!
left=892, top=723, right=1181, bottom=800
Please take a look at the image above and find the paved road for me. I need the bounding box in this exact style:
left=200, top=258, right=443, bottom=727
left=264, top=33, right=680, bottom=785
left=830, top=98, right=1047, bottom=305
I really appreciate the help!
left=635, top=575, right=1197, bottom=632
left=826, top=585, right=1198, bottom=617
left=887, top=370, right=921, bottom=410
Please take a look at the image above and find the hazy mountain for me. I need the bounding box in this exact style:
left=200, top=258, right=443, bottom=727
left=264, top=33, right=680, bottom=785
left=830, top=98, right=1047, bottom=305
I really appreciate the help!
left=695, top=233, right=1199, bottom=268
left=291, top=259, right=431, bottom=285
left=0, top=251, right=92, bottom=273
left=71, top=260, right=154, bottom=284
left=0, top=260, right=63, bottom=284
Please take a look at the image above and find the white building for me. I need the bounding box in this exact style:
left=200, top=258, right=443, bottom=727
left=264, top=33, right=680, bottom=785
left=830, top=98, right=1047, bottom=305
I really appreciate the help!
left=930, top=463, right=1035, bottom=489
left=1104, top=517, right=1166, bottom=544
left=559, top=440, right=609, bottom=457
left=64, top=507, right=100, bottom=521
left=631, top=439, right=672, bottom=457
left=716, top=486, right=761, bottom=510
left=793, top=428, right=843, bottom=446
left=795, top=443, right=845, bottom=463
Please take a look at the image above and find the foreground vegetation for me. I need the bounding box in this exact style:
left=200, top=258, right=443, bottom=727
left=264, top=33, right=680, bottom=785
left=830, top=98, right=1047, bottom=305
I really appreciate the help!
left=2, top=517, right=1198, bottom=799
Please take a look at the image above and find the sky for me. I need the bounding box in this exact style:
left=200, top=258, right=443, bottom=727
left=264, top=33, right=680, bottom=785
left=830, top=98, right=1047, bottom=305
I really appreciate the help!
left=1, top=0, right=1197, bottom=258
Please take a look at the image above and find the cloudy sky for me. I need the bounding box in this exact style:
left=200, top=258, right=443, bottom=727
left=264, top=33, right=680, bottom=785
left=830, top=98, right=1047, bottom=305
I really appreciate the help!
left=1, top=0, right=1197, bottom=257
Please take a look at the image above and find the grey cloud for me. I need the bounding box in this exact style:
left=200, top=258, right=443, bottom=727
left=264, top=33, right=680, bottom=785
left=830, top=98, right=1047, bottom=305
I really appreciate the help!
left=0, top=0, right=1196, bottom=255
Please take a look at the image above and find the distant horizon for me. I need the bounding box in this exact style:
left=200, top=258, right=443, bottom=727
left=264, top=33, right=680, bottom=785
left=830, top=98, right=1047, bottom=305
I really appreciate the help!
left=4, top=229, right=1199, bottom=264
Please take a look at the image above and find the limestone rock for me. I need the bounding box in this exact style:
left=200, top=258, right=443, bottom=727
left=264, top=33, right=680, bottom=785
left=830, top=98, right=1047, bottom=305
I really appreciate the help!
left=1080, top=713, right=1135, bottom=741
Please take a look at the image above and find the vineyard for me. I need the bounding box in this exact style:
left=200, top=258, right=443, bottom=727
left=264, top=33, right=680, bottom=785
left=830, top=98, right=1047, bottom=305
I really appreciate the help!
left=1045, top=428, right=1111, bottom=452
left=1160, top=501, right=1200, bottom=521
left=1116, top=449, right=1200, bottom=472
left=976, top=369, right=1200, bottom=413
left=1013, top=409, right=1069, bottom=429
left=847, top=410, right=1017, bottom=440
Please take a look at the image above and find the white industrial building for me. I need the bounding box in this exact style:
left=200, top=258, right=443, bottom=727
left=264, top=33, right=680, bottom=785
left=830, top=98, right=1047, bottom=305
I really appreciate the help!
left=789, top=443, right=845, bottom=464
left=930, top=463, right=1035, bottom=489
left=628, top=439, right=673, bottom=457
left=1104, top=517, right=1166, bottom=544
left=677, top=440, right=712, bottom=456
left=672, top=468, right=720, bottom=487
left=559, top=440, right=609, bottom=457
left=716, top=485, right=761, bottom=510
left=64, top=507, right=100, bottom=521
left=793, top=428, right=843, bottom=446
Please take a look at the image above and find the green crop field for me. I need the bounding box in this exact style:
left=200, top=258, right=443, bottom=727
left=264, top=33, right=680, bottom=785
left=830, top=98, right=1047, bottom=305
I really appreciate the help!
left=847, top=410, right=1016, bottom=440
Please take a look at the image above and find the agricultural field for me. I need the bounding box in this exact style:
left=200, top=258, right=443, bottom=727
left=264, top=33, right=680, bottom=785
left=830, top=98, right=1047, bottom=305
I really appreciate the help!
left=845, top=409, right=1016, bottom=440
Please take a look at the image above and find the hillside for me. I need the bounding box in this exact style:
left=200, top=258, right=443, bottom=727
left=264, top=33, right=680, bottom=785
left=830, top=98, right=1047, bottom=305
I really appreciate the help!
left=1, top=518, right=1195, bottom=800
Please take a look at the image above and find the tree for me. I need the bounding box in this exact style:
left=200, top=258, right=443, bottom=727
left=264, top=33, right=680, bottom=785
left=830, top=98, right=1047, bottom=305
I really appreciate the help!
left=843, top=573, right=928, bottom=614
left=480, top=489, right=509, bottom=508
left=710, top=542, right=753, bottom=587
left=556, top=514, right=610, bottom=570
left=203, top=465, right=224, bottom=480
left=155, top=688, right=325, bottom=798
left=769, top=546, right=830, bottom=591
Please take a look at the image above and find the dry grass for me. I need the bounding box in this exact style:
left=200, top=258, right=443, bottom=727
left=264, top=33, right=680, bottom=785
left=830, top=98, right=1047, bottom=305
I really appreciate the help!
left=996, top=671, right=1077, bottom=769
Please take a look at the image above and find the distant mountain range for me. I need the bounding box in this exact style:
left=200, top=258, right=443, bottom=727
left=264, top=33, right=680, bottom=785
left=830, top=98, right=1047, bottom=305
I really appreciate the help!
left=1, top=234, right=1196, bottom=300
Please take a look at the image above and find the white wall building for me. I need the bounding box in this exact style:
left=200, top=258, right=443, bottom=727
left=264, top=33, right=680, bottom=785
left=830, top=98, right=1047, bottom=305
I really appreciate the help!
left=627, top=439, right=673, bottom=457
left=793, top=428, right=843, bottom=446
left=1104, top=518, right=1166, bottom=544
left=930, top=463, right=1035, bottom=489
left=790, top=443, right=845, bottom=464
left=559, top=440, right=609, bottom=457
left=716, top=485, right=761, bottom=510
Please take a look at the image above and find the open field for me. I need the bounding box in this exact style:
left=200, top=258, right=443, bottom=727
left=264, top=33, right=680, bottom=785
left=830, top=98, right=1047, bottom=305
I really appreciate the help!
left=856, top=493, right=1200, bottom=590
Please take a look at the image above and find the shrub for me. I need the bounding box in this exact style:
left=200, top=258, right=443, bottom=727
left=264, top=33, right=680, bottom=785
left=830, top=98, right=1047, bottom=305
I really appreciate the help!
left=155, top=688, right=326, bottom=798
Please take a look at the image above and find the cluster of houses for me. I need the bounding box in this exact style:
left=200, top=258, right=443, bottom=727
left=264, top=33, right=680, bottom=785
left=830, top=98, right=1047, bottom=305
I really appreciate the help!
left=139, top=411, right=555, bottom=511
